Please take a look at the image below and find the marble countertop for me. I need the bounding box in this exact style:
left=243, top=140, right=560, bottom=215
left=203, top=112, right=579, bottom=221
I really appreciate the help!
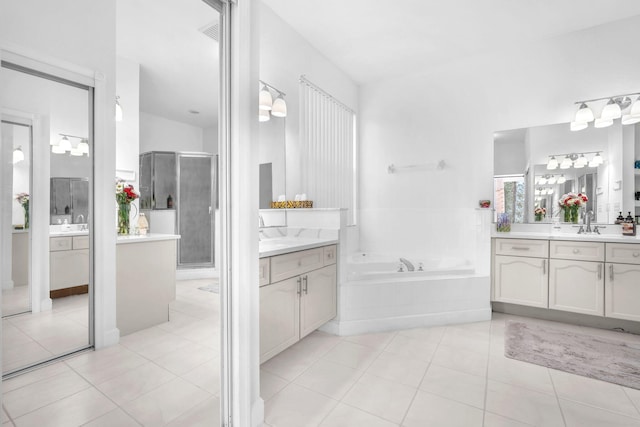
left=50, top=230, right=90, bottom=237
left=492, top=230, right=640, bottom=244
left=259, top=237, right=338, bottom=258
left=116, top=233, right=181, bottom=245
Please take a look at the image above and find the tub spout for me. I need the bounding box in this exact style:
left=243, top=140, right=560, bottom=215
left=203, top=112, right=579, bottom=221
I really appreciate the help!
left=399, top=258, right=415, bottom=272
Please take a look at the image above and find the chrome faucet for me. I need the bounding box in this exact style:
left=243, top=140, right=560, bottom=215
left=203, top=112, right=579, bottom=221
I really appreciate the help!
left=75, top=214, right=84, bottom=224
left=584, top=210, right=594, bottom=233
left=399, top=258, right=415, bottom=272
left=258, top=214, right=265, bottom=228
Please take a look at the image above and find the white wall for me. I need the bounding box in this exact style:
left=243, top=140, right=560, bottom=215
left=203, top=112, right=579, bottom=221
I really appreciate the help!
left=359, top=15, right=640, bottom=264
left=203, top=125, right=218, bottom=155
left=139, top=112, right=204, bottom=153
left=259, top=2, right=359, bottom=198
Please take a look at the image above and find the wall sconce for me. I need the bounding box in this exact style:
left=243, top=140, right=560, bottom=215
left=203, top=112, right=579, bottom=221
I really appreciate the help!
left=546, top=152, right=603, bottom=170
left=115, top=95, right=123, bottom=122
left=258, top=80, right=287, bottom=121
left=12, top=146, right=24, bottom=164
left=51, top=134, right=89, bottom=157
left=571, top=92, right=640, bottom=131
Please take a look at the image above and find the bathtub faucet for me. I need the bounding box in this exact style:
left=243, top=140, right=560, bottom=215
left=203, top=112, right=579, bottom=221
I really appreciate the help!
left=399, top=258, right=415, bottom=272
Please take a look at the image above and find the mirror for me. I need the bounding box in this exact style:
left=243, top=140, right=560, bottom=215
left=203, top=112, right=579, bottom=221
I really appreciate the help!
left=259, top=115, right=286, bottom=209
left=2, top=62, right=93, bottom=375
left=493, top=122, right=622, bottom=224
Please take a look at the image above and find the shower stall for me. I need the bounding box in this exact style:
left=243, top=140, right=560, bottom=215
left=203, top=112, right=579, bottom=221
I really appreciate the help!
left=139, top=151, right=217, bottom=268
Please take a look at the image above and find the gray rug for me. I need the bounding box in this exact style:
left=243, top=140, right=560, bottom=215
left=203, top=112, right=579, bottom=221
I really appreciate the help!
left=505, top=321, right=640, bottom=390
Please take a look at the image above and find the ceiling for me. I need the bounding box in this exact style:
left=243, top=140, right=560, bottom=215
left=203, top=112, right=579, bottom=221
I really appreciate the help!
left=263, top=0, right=640, bottom=85
left=116, top=0, right=219, bottom=128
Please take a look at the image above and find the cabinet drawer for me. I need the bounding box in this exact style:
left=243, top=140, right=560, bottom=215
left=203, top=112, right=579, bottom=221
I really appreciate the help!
left=73, top=235, right=89, bottom=250
left=271, top=248, right=324, bottom=283
left=259, top=257, right=270, bottom=287
left=50, top=236, right=72, bottom=252
left=550, top=240, right=604, bottom=262
left=323, top=245, right=337, bottom=266
left=494, top=238, right=548, bottom=258
left=606, top=243, right=640, bottom=265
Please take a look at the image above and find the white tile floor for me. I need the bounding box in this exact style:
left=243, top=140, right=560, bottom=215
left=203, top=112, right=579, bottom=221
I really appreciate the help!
left=2, top=293, right=89, bottom=373
left=4, top=279, right=640, bottom=426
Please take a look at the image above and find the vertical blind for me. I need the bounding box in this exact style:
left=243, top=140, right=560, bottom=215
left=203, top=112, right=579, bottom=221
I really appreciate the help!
left=299, top=76, right=357, bottom=225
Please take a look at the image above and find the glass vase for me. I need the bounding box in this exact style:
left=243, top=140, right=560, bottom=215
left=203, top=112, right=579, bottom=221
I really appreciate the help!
left=570, top=205, right=579, bottom=224
left=24, top=205, right=29, bottom=229
left=563, top=208, right=571, bottom=223
left=535, top=214, right=542, bottom=222
left=118, top=203, right=130, bottom=235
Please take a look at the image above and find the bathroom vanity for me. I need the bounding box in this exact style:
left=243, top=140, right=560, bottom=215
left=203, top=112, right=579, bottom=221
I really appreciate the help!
left=492, top=233, right=640, bottom=322
left=116, top=233, right=180, bottom=335
left=49, top=231, right=90, bottom=298
left=259, top=238, right=338, bottom=363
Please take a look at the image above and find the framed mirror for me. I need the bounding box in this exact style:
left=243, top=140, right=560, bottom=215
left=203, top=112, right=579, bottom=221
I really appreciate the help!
left=494, top=122, right=617, bottom=224
left=1, top=61, right=93, bottom=376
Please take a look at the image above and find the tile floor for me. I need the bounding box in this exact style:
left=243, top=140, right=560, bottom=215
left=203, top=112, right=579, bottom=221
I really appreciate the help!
left=4, top=278, right=640, bottom=426
left=3, top=293, right=89, bottom=373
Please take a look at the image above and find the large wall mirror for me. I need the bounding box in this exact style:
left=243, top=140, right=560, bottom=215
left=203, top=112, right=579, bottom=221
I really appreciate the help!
left=493, top=122, right=637, bottom=225
left=258, top=101, right=287, bottom=226
left=1, top=61, right=93, bottom=376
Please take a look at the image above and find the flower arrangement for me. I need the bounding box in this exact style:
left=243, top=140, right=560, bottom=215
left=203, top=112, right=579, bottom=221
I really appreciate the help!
left=116, top=179, right=138, bottom=235
left=559, top=192, right=588, bottom=223
left=534, top=207, right=546, bottom=221
left=16, top=192, right=29, bottom=229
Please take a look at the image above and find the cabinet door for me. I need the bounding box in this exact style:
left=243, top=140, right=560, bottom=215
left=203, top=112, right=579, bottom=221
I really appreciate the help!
left=549, top=259, right=604, bottom=316
left=605, top=263, right=640, bottom=321
left=493, top=255, right=548, bottom=308
left=300, top=264, right=337, bottom=338
left=260, top=276, right=300, bottom=363
left=50, top=249, right=90, bottom=290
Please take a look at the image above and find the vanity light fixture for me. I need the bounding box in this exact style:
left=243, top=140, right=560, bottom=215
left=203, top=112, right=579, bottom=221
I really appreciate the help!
left=560, top=155, right=573, bottom=169
left=12, top=146, right=24, bottom=164
left=590, top=152, right=604, bottom=166
left=58, top=136, right=72, bottom=152
left=547, top=152, right=603, bottom=170
left=574, top=154, right=588, bottom=168
left=258, top=80, right=287, bottom=121
left=52, top=134, right=89, bottom=156
left=78, top=139, right=90, bottom=155
left=51, top=145, right=66, bottom=154
left=557, top=175, right=567, bottom=184
left=546, top=156, right=559, bottom=170
left=259, top=84, right=273, bottom=111
left=546, top=176, right=557, bottom=185
left=571, top=92, right=640, bottom=131
left=115, top=96, right=123, bottom=122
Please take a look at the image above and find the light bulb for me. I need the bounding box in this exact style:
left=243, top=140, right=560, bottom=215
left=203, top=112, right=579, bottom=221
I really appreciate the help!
left=12, top=147, right=24, bottom=164
left=547, top=156, right=559, bottom=170
left=574, top=103, right=594, bottom=123
left=271, top=95, right=287, bottom=117
left=600, top=98, right=621, bottom=121
left=78, top=139, right=90, bottom=154
left=547, top=176, right=556, bottom=185
left=560, top=156, right=573, bottom=169
left=594, top=117, right=613, bottom=128
left=259, top=85, right=273, bottom=111
left=557, top=175, right=566, bottom=184
left=59, top=136, right=72, bottom=152
left=52, top=145, right=65, bottom=154
left=258, top=108, right=270, bottom=122
left=570, top=121, right=588, bottom=131
left=591, top=152, right=603, bottom=166
left=70, top=146, right=83, bottom=156
left=574, top=154, right=588, bottom=168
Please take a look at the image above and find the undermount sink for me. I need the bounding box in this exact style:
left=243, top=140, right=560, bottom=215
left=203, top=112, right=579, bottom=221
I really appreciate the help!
left=50, top=224, right=88, bottom=233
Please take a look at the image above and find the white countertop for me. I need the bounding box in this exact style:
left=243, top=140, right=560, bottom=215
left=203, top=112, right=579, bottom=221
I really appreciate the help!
left=116, top=233, right=181, bottom=245
left=492, top=230, right=640, bottom=244
left=50, top=230, right=90, bottom=237
left=259, top=237, right=338, bottom=258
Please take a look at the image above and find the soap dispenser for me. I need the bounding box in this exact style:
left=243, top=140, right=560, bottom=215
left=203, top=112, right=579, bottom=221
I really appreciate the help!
left=616, top=212, right=624, bottom=224
left=622, top=212, right=636, bottom=236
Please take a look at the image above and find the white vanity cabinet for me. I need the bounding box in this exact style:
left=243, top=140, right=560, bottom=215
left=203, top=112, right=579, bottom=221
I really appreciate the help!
left=50, top=235, right=90, bottom=295
left=605, top=243, right=640, bottom=321
left=260, top=244, right=337, bottom=363
left=548, top=241, right=604, bottom=316
left=493, top=239, right=549, bottom=308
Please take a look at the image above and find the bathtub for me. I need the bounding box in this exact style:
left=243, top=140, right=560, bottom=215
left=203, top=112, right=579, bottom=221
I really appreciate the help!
left=321, top=253, right=491, bottom=336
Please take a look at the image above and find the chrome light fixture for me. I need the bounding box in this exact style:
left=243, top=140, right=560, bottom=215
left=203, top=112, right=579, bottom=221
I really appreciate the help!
left=571, top=92, right=639, bottom=131
left=12, top=146, right=24, bottom=164
left=258, top=80, right=287, bottom=121
left=546, top=156, right=559, bottom=170
left=53, top=134, right=89, bottom=156
left=590, top=152, right=604, bottom=166
left=557, top=175, right=567, bottom=184
left=574, top=154, right=588, bottom=168
left=560, top=155, right=573, bottom=169
left=115, top=95, right=123, bottom=122
left=548, top=152, right=603, bottom=170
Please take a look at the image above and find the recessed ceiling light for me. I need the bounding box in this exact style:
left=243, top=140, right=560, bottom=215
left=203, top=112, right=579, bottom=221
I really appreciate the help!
left=188, top=110, right=200, bottom=115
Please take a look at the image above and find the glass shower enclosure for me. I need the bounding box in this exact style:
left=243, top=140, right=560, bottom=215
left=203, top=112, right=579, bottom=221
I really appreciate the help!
left=139, top=151, right=217, bottom=268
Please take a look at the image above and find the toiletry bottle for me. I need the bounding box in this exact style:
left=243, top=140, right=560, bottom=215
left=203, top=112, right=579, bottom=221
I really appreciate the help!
left=616, top=212, right=624, bottom=224
left=622, top=212, right=637, bottom=236
left=167, top=194, right=173, bottom=209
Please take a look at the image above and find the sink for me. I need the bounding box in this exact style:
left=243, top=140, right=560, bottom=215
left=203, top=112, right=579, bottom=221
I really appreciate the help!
left=50, top=224, right=88, bottom=234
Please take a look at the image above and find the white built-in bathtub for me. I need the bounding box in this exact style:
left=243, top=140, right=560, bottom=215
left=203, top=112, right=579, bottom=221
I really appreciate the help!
left=322, top=253, right=491, bottom=336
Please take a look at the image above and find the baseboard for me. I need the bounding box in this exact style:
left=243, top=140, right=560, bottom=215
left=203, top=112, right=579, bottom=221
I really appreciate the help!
left=50, top=285, right=88, bottom=299
left=96, top=327, right=120, bottom=349
left=176, top=268, right=218, bottom=280
left=320, top=307, right=492, bottom=336
left=252, top=397, right=265, bottom=427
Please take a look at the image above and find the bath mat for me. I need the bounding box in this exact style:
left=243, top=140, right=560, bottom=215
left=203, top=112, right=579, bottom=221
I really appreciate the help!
left=505, top=321, right=640, bottom=390
left=198, top=283, right=219, bottom=294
